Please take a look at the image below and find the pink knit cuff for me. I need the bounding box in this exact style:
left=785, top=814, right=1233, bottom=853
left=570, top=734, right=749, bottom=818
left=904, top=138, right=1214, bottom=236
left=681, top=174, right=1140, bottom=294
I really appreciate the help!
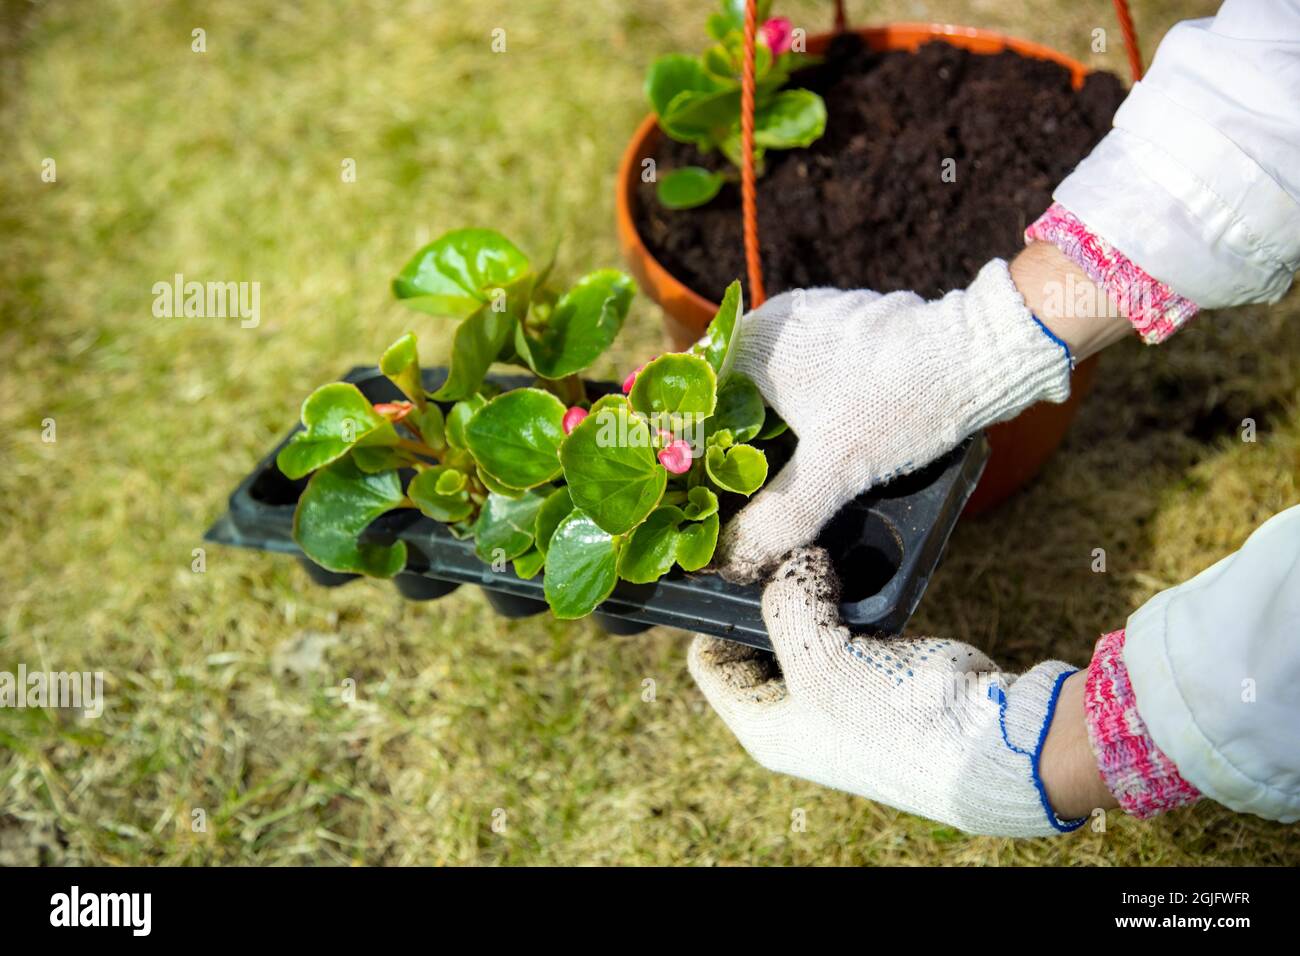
left=1025, top=202, right=1199, bottom=344
left=1083, top=629, right=1200, bottom=818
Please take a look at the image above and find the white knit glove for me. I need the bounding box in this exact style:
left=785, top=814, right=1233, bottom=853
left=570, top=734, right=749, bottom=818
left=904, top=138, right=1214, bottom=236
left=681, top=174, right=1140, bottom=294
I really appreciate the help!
left=718, top=258, right=1071, bottom=581
left=689, top=548, right=1086, bottom=837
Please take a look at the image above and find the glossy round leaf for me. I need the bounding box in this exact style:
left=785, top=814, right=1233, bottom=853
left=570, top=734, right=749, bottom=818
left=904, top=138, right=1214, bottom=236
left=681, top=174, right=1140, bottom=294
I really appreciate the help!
left=617, top=506, right=683, bottom=584
left=392, top=229, right=531, bottom=318
left=628, top=353, right=717, bottom=421
left=292, top=458, right=407, bottom=577
left=515, top=270, right=635, bottom=379
left=707, top=371, right=764, bottom=443
left=535, top=486, right=575, bottom=556
left=408, top=466, right=474, bottom=523
left=682, top=486, right=719, bottom=522
left=753, top=89, right=827, bottom=149
left=277, top=383, right=397, bottom=480
left=446, top=395, right=487, bottom=449
left=473, top=488, right=549, bottom=563
left=657, top=167, right=725, bottom=210
left=676, top=512, right=720, bottom=571
left=645, top=53, right=715, bottom=116
left=543, top=511, right=620, bottom=620
left=477, top=465, right=526, bottom=499
left=466, top=388, right=566, bottom=489
left=513, top=547, right=546, bottom=580
left=560, top=404, right=667, bottom=536
left=352, top=445, right=407, bottom=474
left=705, top=443, right=769, bottom=496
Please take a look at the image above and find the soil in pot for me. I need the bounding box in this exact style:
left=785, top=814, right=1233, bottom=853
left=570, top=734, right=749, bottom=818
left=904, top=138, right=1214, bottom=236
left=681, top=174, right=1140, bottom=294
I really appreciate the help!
left=635, top=35, right=1126, bottom=302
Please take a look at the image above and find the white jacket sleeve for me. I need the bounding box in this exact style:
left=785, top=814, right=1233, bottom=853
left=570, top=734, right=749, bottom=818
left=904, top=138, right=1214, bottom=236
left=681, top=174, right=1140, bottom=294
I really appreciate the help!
left=1053, top=0, right=1300, bottom=308
left=1124, top=504, right=1300, bottom=822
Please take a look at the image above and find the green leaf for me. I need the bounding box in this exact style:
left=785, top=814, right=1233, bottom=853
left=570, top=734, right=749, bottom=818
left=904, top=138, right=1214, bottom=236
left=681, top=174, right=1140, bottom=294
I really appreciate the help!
left=477, top=465, right=526, bottom=499
left=706, top=12, right=735, bottom=42
left=690, top=279, right=743, bottom=378
left=753, top=89, right=827, bottom=149
left=408, top=403, right=446, bottom=449
left=535, top=486, right=575, bottom=556
left=676, top=512, right=720, bottom=571
left=515, top=270, right=635, bottom=379
left=513, top=547, right=546, bottom=580
left=707, top=372, right=764, bottom=443
left=352, top=445, right=408, bottom=473
left=379, top=332, right=425, bottom=409
left=589, top=394, right=630, bottom=416
left=560, top=403, right=667, bottom=535
left=645, top=54, right=715, bottom=116
left=446, top=395, right=487, bottom=449
left=701, top=42, right=738, bottom=82
left=617, top=506, right=683, bottom=584
left=466, top=388, right=566, bottom=489
left=757, top=406, right=789, bottom=440
left=628, top=353, right=717, bottom=423
left=292, top=458, right=407, bottom=577
left=681, top=486, right=719, bottom=521
left=474, top=488, right=549, bottom=563
left=660, top=88, right=741, bottom=142
left=435, top=469, right=466, bottom=495
left=657, top=167, right=726, bottom=210
left=392, top=228, right=531, bottom=318
left=433, top=306, right=516, bottom=401
left=709, top=0, right=773, bottom=40
left=705, top=443, right=768, bottom=495
left=277, top=383, right=398, bottom=480
left=408, top=466, right=474, bottom=522
left=543, top=511, right=620, bottom=619
left=717, top=33, right=772, bottom=81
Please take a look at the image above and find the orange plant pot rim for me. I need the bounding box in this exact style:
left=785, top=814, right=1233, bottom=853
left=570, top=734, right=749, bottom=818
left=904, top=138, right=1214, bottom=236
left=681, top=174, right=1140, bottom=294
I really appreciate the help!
left=616, top=23, right=1092, bottom=326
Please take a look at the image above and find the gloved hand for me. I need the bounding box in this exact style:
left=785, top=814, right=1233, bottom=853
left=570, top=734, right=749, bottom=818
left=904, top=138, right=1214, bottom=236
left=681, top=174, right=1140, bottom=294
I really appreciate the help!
left=716, top=258, right=1072, bottom=582
left=689, top=548, right=1086, bottom=837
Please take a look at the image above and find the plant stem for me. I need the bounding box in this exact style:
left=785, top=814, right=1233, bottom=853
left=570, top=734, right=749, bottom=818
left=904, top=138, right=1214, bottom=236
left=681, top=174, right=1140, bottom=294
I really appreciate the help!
left=396, top=438, right=441, bottom=462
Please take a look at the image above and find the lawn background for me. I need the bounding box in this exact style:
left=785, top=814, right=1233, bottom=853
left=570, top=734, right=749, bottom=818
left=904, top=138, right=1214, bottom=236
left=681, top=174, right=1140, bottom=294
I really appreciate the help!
left=2, top=0, right=1297, bottom=865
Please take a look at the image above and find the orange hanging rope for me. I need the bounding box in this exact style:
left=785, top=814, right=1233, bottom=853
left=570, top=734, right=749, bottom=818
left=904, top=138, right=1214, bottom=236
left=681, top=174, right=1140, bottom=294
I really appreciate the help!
left=740, top=0, right=765, bottom=307
left=1113, top=0, right=1144, bottom=82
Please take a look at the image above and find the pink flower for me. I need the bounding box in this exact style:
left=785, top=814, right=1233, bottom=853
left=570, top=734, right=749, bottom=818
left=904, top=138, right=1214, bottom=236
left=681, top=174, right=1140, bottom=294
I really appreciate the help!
left=762, top=16, right=793, bottom=55
left=622, top=364, right=646, bottom=395
left=562, top=406, right=589, bottom=435
left=373, top=400, right=414, bottom=423
left=657, top=439, right=693, bottom=475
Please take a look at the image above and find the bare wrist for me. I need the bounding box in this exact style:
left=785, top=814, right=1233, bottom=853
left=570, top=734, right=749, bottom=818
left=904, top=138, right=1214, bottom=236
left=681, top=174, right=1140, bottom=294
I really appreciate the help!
left=1010, top=242, right=1130, bottom=363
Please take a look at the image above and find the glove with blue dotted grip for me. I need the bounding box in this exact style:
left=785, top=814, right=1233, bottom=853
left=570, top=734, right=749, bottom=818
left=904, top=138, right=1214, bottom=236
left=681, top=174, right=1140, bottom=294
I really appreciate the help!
left=689, top=548, right=1085, bottom=837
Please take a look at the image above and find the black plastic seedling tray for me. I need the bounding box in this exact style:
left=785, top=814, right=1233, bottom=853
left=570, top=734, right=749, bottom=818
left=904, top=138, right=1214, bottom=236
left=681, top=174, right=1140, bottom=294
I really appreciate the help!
left=206, top=366, right=989, bottom=650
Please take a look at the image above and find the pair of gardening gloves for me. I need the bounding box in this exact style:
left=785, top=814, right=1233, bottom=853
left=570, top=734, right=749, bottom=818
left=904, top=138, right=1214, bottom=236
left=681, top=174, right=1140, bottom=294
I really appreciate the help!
left=692, top=259, right=1086, bottom=837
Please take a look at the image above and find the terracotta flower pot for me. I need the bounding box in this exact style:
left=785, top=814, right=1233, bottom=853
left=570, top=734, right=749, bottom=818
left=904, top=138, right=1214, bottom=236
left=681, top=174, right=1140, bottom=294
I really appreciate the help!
left=616, top=23, right=1102, bottom=515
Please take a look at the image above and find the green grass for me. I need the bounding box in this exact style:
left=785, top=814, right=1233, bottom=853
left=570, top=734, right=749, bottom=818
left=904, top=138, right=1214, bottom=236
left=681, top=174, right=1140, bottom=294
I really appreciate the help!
left=1, top=0, right=1296, bottom=865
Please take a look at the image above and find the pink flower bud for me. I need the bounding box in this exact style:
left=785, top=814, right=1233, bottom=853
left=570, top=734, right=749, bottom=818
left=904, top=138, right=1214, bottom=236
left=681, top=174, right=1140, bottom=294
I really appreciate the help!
left=373, top=400, right=414, bottom=423
left=762, top=16, right=793, bottom=55
left=562, top=406, right=589, bottom=435
left=657, top=439, right=693, bottom=475
left=622, top=364, right=646, bottom=395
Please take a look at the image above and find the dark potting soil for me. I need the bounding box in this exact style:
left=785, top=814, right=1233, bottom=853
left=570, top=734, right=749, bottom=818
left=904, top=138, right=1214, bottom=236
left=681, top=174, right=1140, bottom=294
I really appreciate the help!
left=635, top=35, right=1127, bottom=302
